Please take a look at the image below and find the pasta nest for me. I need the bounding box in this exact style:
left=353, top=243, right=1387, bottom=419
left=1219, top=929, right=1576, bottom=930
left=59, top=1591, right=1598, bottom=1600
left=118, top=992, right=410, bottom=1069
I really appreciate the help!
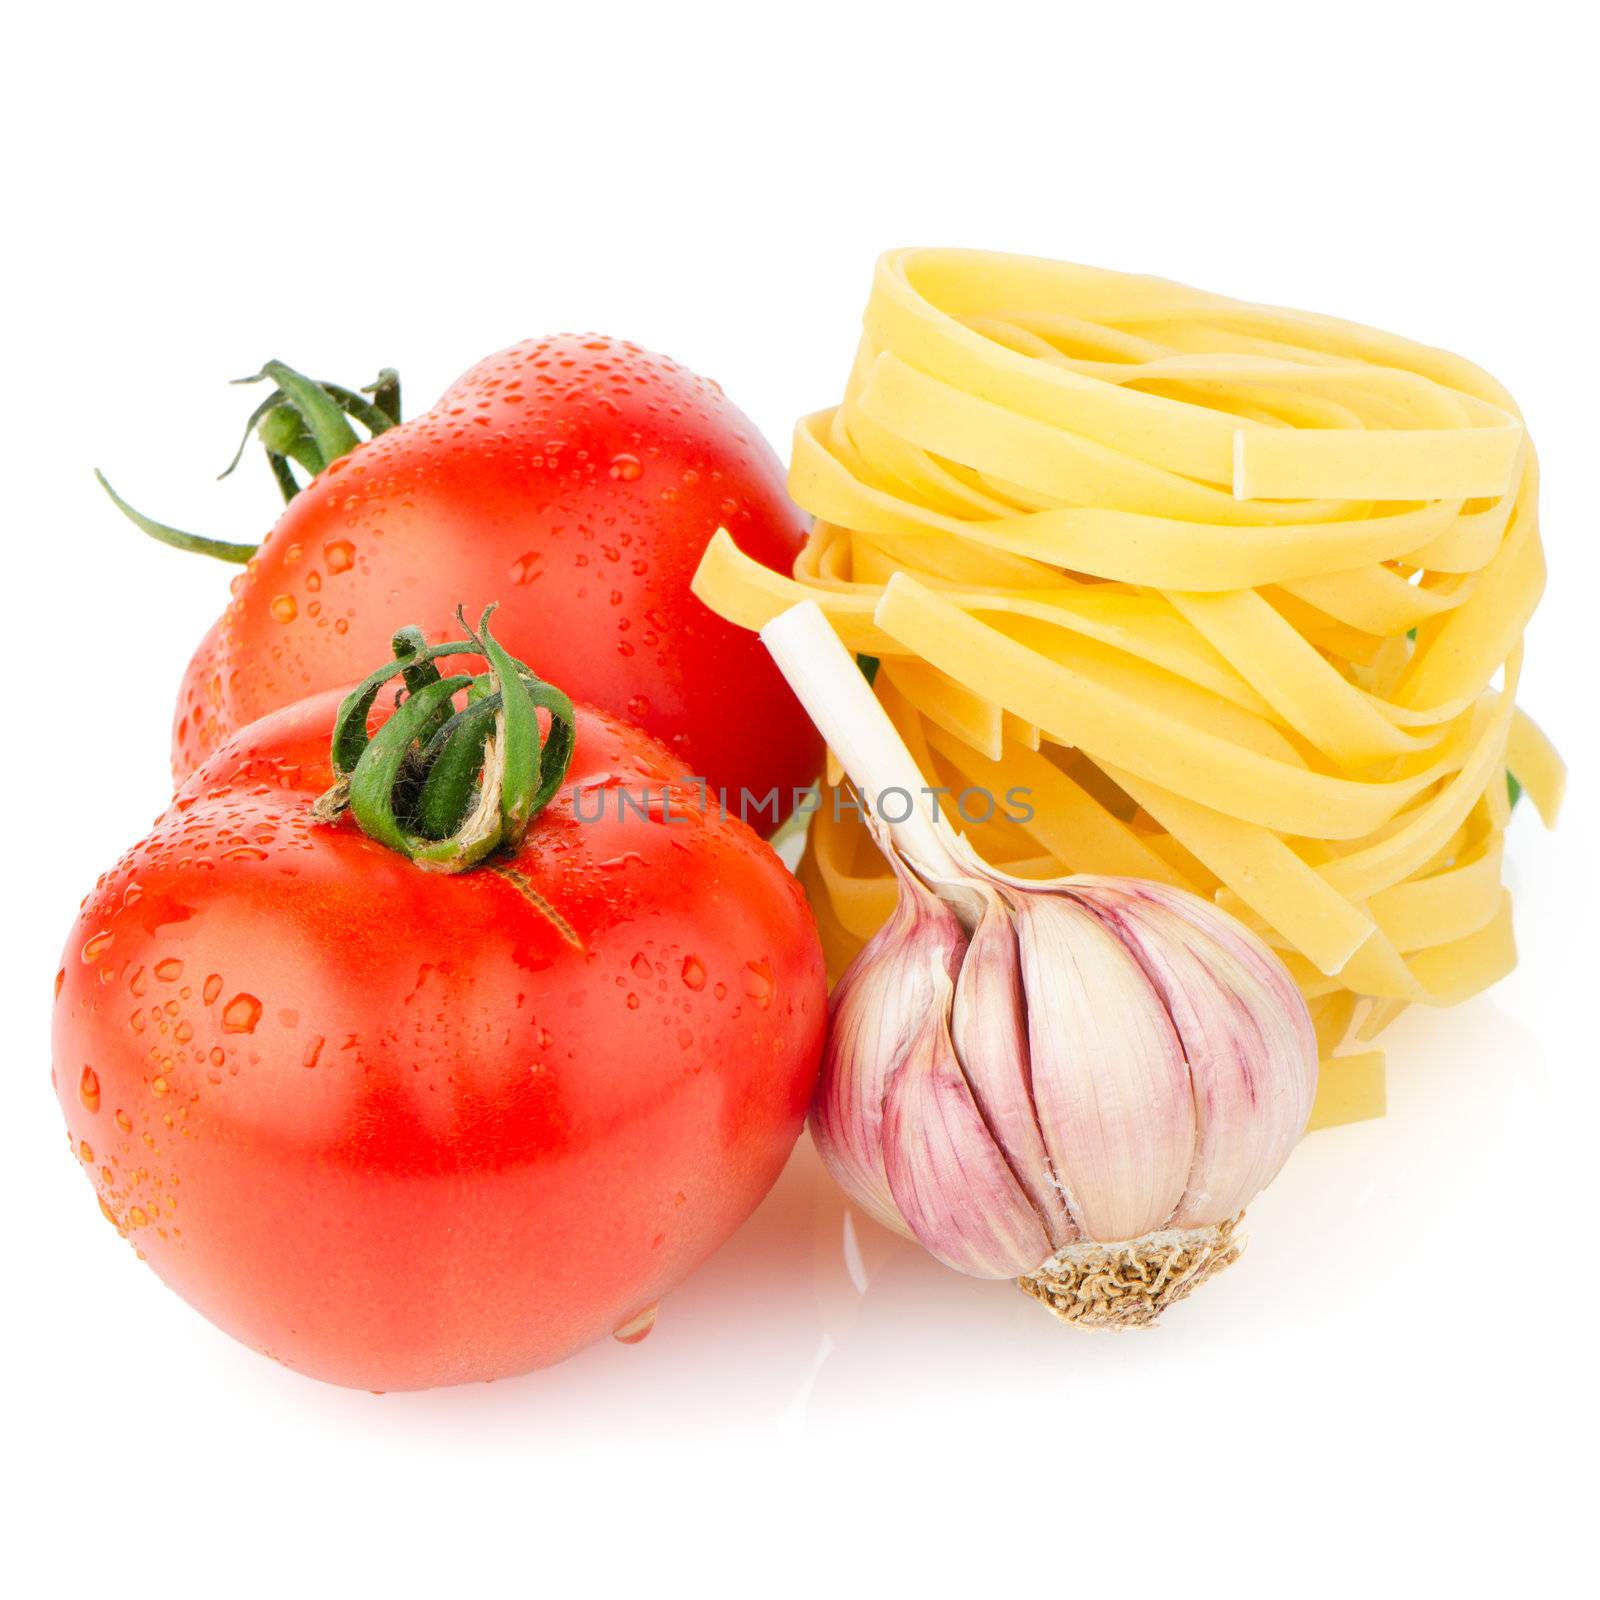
left=694, top=248, right=1564, bottom=1130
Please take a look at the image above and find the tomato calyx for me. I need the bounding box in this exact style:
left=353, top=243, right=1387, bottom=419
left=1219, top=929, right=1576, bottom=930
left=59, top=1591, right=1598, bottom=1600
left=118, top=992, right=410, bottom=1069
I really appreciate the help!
left=94, top=358, right=401, bottom=564
left=313, top=605, right=577, bottom=874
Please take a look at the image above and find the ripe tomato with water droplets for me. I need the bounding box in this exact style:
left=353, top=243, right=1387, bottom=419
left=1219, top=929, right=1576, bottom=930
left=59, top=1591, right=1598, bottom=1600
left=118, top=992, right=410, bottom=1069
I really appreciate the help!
left=53, top=684, right=826, bottom=1390
left=170, top=335, right=820, bottom=828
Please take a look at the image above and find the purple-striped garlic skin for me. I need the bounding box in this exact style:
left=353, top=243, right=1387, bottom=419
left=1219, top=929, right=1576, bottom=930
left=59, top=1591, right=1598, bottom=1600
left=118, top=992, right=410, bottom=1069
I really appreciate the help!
left=1080, top=882, right=1317, bottom=1229
left=809, top=872, right=1319, bottom=1279
left=1017, top=893, right=1198, bottom=1250
left=881, top=971, right=1053, bottom=1278
left=950, top=886, right=1076, bottom=1244
left=809, top=863, right=967, bottom=1234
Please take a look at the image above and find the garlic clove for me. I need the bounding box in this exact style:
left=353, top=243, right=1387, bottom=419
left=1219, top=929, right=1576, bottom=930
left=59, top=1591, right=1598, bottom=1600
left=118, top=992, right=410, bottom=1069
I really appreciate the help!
left=1017, top=893, right=1196, bottom=1245
left=810, top=860, right=967, bottom=1233
left=949, top=886, right=1077, bottom=1246
left=1092, top=883, right=1317, bottom=1227
left=881, top=971, right=1054, bottom=1279
left=1130, top=880, right=1317, bottom=1049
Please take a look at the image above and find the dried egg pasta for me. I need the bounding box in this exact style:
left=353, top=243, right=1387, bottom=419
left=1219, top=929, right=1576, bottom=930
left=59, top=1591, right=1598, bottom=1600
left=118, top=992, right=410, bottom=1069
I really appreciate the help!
left=693, top=249, right=1563, bottom=1128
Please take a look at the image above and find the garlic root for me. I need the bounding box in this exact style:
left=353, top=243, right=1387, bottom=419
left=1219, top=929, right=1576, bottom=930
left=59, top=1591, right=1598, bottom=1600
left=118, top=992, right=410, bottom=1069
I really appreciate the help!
left=1018, top=1215, right=1244, bottom=1329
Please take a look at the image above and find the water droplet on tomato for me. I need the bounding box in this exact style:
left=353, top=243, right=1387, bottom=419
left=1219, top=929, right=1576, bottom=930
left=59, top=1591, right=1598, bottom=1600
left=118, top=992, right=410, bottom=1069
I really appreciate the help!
left=324, top=538, right=355, bottom=573
left=81, top=931, right=114, bottom=963
left=150, top=1075, right=169, bottom=1097
left=221, top=994, right=262, bottom=1034
left=609, top=453, right=643, bottom=482
left=78, top=1140, right=93, bottom=1163
left=269, top=595, right=297, bottom=624
left=79, top=1067, right=101, bottom=1112
left=630, top=952, right=653, bottom=979
left=116, top=1110, right=132, bottom=1133
left=154, top=958, right=183, bottom=982
left=203, top=974, right=222, bottom=1005
left=509, top=551, right=544, bottom=585
left=54, top=967, right=65, bottom=999
left=612, top=1304, right=658, bottom=1344
left=625, top=694, right=650, bottom=719
left=742, top=959, right=774, bottom=1009
left=680, top=956, right=706, bottom=991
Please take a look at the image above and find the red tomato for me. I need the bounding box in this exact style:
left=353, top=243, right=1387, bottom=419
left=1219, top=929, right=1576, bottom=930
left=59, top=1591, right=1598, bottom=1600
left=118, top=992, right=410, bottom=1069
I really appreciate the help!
left=54, top=684, right=825, bottom=1391
left=169, top=335, right=820, bottom=829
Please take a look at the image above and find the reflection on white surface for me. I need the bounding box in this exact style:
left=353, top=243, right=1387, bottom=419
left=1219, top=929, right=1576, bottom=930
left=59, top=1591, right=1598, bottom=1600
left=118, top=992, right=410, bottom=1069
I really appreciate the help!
left=215, top=974, right=1570, bottom=1447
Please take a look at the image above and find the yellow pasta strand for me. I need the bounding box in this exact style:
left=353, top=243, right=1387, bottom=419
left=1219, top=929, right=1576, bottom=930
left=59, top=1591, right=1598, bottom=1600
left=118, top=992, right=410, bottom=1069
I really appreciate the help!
left=1305, top=1053, right=1389, bottom=1132
left=691, top=248, right=1562, bottom=1130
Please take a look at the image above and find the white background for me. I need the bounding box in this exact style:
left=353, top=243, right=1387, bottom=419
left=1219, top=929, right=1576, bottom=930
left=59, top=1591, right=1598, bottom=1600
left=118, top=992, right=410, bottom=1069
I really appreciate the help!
left=6, top=3, right=1595, bottom=1594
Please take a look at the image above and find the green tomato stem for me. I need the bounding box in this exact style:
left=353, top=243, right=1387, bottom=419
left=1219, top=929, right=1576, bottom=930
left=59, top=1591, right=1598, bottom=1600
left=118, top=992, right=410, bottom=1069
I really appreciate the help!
left=93, top=470, right=257, bottom=564
left=244, top=359, right=360, bottom=466
left=101, top=358, right=403, bottom=559
left=313, top=607, right=578, bottom=875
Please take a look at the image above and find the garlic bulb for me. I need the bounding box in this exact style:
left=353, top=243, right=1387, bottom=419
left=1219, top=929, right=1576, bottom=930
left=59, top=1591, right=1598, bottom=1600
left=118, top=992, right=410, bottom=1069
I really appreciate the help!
left=763, top=602, right=1318, bottom=1327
